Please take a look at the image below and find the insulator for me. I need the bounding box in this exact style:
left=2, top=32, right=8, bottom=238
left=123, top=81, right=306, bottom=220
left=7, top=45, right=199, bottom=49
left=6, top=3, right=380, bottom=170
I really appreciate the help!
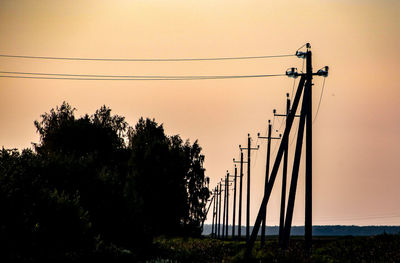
left=316, top=66, right=329, bottom=77
left=296, top=51, right=307, bottom=59
left=286, top=67, right=299, bottom=78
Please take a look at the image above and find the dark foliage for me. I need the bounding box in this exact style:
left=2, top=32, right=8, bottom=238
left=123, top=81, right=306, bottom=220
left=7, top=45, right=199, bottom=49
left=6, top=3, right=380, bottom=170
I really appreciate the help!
left=152, top=235, right=400, bottom=262
left=0, top=102, right=210, bottom=261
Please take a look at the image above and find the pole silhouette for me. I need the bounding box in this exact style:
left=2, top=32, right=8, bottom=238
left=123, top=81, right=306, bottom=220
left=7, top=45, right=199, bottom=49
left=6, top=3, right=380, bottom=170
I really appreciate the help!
left=246, top=135, right=251, bottom=241
left=279, top=94, right=290, bottom=245
left=257, top=121, right=281, bottom=246
left=217, top=183, right=222, bottom=238
left=232, top=165, right=238, bottom=239
left=245, top=75, right=306, bottom=255
left=212, top=187, right=217, bottom=237
left=240, top=135, right=258, bottom=241
left=261, top=121, right=272, bottom=246
left=281, top=88, right=308, bottom=248
left=305, top=50, right=313, bottom=251
left=222, top=178, right=226, bottom=239
left=236, top=151, right=246, bottom=239
left=225, top=171, right=230, bottom=237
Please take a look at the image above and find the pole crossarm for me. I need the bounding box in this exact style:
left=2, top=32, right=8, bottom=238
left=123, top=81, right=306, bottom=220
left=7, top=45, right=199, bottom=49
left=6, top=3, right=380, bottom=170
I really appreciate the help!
left=258, top=136, right=281, bottom=140
left=274, top=113, right=300, bottom=117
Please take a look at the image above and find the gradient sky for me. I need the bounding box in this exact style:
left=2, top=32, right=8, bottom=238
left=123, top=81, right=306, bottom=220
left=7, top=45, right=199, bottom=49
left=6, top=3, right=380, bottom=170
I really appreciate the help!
left=1, top=0, right=399, bottom=226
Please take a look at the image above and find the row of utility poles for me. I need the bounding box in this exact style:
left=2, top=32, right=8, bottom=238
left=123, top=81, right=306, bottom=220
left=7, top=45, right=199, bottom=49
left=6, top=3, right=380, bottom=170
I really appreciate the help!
left=209, top=123, right=281, bottom=242
left=207, top=44, right=329, bottom=254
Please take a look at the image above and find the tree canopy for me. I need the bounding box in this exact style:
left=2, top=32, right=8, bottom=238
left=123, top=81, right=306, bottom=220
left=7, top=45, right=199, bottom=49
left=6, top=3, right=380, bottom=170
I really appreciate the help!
left=0, top=102, right=210, bottom=261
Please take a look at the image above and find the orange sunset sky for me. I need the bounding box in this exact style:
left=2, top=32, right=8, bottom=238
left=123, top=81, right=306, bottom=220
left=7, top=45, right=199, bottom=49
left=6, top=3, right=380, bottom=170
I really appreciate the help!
left=0, top=0, right=399, bottom=226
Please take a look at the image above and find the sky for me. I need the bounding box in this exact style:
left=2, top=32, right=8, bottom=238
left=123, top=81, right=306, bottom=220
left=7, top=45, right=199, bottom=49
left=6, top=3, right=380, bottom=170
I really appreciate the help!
left=0, top=0, right=399, bottom=226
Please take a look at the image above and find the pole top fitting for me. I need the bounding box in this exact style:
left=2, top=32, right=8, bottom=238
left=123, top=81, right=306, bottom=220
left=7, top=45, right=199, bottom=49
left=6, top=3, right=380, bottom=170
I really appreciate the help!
left=248, top=133, right=250, bottom=137
left=268, top=119, right=271, bottom=124
left=286, top=93, right=289, bottom=97
left=306, top=43, right=311, bottom=48
left=239, top=144, right=241, bottom=148
left=257, top=132, right=260, bottom=137
left=273, top=109, right=276, bottom=113
left=295, top=51, right=307, bottom=59
left=316, top=66, right=329, bottom=77
left=286, top=67, right=299, bottom=78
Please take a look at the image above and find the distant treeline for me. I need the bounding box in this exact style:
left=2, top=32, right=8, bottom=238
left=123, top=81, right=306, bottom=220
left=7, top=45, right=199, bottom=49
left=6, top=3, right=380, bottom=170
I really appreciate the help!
left=202, top=225, right=400, bottom=236
left=0, top=102, right=210, bottom=261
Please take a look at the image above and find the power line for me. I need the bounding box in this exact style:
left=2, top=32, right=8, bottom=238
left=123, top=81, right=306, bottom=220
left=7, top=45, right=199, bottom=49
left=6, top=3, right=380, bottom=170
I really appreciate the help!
left=0, top=70, right=285, bottom=79
left=313, top=78, right=326, bottom=124
left=0, top=53, right=295, bottom=62
left=0, top=73, right=286, bottom=81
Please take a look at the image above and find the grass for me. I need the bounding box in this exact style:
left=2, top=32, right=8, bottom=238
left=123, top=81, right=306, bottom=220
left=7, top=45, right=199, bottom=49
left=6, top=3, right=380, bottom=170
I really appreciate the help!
left=149, top=234, right=400, bottom=262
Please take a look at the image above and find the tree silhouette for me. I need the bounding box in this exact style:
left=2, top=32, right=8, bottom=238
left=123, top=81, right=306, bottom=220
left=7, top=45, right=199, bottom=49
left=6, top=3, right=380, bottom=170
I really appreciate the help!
left=0, top=102, right=210, bottom=260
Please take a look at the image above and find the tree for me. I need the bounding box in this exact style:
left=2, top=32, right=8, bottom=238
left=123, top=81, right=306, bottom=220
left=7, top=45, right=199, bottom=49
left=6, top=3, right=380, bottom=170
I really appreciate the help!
left=0, top=102, right=210, bottom=261
left=128, top=118, right=210, bottom=236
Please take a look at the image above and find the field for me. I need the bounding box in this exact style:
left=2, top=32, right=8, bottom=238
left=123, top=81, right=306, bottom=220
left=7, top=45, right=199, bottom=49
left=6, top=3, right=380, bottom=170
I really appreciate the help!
left=150, top=234, right=400, bottom=262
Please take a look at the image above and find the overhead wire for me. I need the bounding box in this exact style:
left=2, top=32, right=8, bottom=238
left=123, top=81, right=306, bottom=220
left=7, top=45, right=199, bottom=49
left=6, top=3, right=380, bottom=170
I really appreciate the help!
left=252, top=136, right=260, bottom=169
left=0, top=73, right=286, bottom=81
left=313, top=77, right=326, bottom=124
left=0, top=53, right=295, bottom=62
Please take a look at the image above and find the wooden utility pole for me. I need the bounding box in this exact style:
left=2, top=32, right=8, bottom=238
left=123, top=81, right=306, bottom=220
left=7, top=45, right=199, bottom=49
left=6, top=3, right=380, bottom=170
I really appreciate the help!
left=211, top=187, right=217, bottom=237
left=225, top=172, right=230, bottom=238
left=258, top=120, right=280, bottom=246
left=217, top=183, right=222, bottom=238
left=222, top=177, right=226, bottom=239
left=240, top=135, right=258, bottom=241
left=279, top=94, right=290, bottom=245
left=305, top=49, right=313, bottom=251
left=233, top=150, right=246, bottom=239
left=232, top=165, right=238, bottom=239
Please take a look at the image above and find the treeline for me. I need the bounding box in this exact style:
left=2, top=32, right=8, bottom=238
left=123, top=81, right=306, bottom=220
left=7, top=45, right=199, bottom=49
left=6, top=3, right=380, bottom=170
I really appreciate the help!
left=202, top=225, right=400, bottom=236
left=0, top=102, right=210, bottom=261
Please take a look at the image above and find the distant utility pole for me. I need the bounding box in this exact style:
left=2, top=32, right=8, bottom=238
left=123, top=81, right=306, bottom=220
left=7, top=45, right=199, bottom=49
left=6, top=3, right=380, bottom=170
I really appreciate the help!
left=231, top=165, right=238, bottom=239
left=217, top=183, right=222, bottom=238
left=233, top=150, right=247, bottom=239
left=258, top=120, right=281, bottom=246
left=211, top=187, right=217, bottom=237
left=225, top=171, right=231, bottom=239
left=274, top=94, right=292, bottom=245
left=240, top=134, right=259, bottom=241
left=222, top=177, right=226, bottom=239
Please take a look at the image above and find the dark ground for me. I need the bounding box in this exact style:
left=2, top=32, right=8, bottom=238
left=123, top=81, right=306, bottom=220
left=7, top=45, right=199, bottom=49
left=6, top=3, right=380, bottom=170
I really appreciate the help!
left=149, top=234, right=400, bottom=262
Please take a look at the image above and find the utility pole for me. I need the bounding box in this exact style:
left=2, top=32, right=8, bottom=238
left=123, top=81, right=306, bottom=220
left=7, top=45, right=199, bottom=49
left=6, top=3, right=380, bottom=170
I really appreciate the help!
left=276, top=94, right=291, bottom=245
left=305, top=48, right=313, bottom=252
left=231, top=164, right=238, bottom=239
left=222, top=177, right=226, bottom=239
left=211, top=187, right=216, bottom=237
left=240, top=134, right=259, bottom=241
left=217, top=183, right=222, bottom=238
left=258, top=120, right=281, bottom=246
left=233, top=150, right=247, bottom=240
left=225, top=171, right=230, bottom=238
